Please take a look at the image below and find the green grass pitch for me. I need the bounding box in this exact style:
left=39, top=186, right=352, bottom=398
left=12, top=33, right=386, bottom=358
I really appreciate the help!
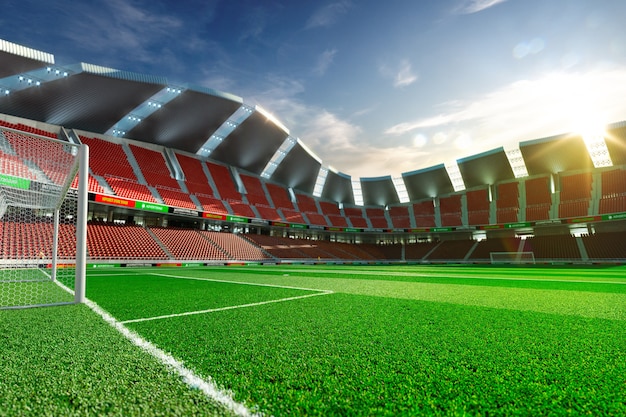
left=1, top=264, right=625, bottom=416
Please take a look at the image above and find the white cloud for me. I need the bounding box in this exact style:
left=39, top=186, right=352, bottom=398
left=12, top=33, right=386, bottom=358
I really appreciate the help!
left=306, top=1, right=352, bottom=29
left=382, top=66, right=626, bottom=172
left=380, top=60, right=418, bottom=89
left=313, top=48, right=338, bottom=76
left=394, top=61, right=418, bottom=88
left=455, top=0, right=508, bottom=14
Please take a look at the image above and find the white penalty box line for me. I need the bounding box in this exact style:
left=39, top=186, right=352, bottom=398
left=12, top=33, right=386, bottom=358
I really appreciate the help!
left=119, top=272, right=334, bottom=325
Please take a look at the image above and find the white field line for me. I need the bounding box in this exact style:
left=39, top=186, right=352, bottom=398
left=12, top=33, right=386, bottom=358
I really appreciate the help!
left=56, top=274, right=262, bottom=415
left=85, top=299, right=262, bottom=417
left=150, top=272, right=333, bottom=292
left=120, top=290, right=333, bottom=324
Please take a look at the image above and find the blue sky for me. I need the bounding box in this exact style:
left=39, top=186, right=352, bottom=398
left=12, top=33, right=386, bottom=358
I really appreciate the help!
left=2, top=0, right=626, bottom=178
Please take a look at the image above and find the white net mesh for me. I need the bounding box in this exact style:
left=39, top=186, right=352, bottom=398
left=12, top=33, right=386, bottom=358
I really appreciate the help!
left=0, top=127, right=83, bottom=309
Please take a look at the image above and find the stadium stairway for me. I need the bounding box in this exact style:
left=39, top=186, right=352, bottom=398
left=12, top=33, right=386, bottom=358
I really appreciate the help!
left=145, top=227, right=174, bottom=259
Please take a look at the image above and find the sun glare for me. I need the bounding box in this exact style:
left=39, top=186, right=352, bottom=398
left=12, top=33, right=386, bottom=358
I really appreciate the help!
left=569, top=113, right=613, bottom=168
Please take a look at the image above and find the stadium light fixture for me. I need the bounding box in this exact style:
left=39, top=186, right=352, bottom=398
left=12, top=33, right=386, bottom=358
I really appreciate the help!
left=313, top=167, right=329, bottom=197
left=261, top=136, right=297, bottom=179
left=392, top=177, right=410, bottom=203
left=198, top=104, right=255, bottom=158
left=352, top=179, right=364, bottom=206
left=445, top=162, right=465, bottom=192
left=504, top=147, right=529, bottom=178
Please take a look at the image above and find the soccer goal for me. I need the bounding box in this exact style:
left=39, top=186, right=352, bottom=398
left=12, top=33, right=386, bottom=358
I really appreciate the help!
left=0, top=126, right=88, bottom=309
left=489, top=251, right=536, bottom=265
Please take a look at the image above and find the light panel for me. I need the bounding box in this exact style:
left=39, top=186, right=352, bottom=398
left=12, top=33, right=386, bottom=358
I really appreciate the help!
left=392, top=177, right=410, bottom=203
left=445, top=162, right=465, bottom=192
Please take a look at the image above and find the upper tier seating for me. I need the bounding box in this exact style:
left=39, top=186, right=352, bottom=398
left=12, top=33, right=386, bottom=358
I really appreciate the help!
left=412, top=201, right=436, bottom=228
left=525, top=176, right=552, bottom=221
left=366, top=208, right=389, bottom=229
left=343, top=207, right=368, bottom=228
left=496, top=182, right=519, bottom=224
left=265, top=183, right=294, bottom=210
left=439, top=195, right=462, bottom=227
left=388, top=205, right=411, bottom=228
left=599, top=169, right=626, bottom=214
left=558, top=172, right=592, bottom=219
left=176, top=153, right=215, bottom=196
left=240, top=174, right=271, bottom=207
left=80, top=136, right=137, bottom=180
left=466, top=189, right=490, bottom=226
left=280, top=209, right=306, bottom=224
left=206, top=162, right=242, bottom=201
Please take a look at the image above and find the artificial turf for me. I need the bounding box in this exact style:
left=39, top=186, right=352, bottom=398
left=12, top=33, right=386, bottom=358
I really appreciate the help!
left=2, top=264, right=625, bottom=416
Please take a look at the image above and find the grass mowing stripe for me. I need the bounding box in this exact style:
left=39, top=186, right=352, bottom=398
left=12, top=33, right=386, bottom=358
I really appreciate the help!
left=172, top=269, right=626, bottom=320
left=211, top=266, right=626, bottom=293
left=120, top=291, right=334, bottom=324
left=129, top=292, right=626, bottom=416
left=85, top=298, right=261, bottom=417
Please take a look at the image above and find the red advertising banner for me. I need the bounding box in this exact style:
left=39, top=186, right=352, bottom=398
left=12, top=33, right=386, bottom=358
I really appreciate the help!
left=95, top=194, right=134, bottom=207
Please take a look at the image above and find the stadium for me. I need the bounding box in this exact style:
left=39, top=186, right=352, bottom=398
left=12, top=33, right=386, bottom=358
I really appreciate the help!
left=1, top=37, right=625, bottom=416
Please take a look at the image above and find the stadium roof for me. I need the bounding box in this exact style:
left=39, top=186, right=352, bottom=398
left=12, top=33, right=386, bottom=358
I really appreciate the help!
left=0, top=39, right=622, bottom=207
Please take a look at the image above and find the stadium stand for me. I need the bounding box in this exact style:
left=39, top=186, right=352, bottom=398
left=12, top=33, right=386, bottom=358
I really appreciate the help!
left=265, top=183, right=295, bottom=210
left=279, top=209, right=307, bottom=224
left=466, top=188, right=490, bottom=226
left=439, top=195, right=463, bottom=227
left=150, top=227, right=229, bottom=260
left=496, top=182, right=520, bottom=224
left=599, top=168, right=626, bottom=214
left=343, top=207, right=368, bottom=228
left=525, top=176, right=552, bottom=221
left=425, top=239, right=475, bottom=261
left=366, top=208, right=390, bottom=229
left=388, top=205, right=412, bottom=229
left=412, top=201, right=436, bottom=228
left=206, top=162, right=242, bottom=201
left=240, top=174, right=271, bottom=207
left=86, top=223, right=168, bottom=260
left=558, top=172, right=592, bottom=219
left=582, top=231, right=626, bottom=260
left=405, top=241, right=439, bottom=260
left=468, top=237, right=523, bottom=261
left=201, top=231, right=269, bottom=260
left=0, top=222, right=75, bottom=259
left=523, top=235, right=581, bottom=260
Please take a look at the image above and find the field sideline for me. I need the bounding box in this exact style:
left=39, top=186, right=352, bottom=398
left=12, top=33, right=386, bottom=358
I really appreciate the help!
left=1, top=264, right=625, bottom=416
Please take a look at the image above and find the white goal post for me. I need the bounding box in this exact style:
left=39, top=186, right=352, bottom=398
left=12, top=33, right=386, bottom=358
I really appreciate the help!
left=490, top=251, right=536, bottom=265
left=0, top=126, right=88, bottom=309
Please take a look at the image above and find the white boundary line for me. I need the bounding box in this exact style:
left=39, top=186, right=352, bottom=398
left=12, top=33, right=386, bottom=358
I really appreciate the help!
left=117, top=272, right=334, bottom=324
left=150, top=272, right=333, bottom=292
left=54, top=275, right=263, bottom=416
left=86, top=299, right=262, bottom=417
left=121, top=291, right=333, bottom=324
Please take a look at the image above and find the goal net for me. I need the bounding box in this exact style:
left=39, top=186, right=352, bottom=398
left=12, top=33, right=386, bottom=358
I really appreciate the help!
left=0, top=126, right=87, bottom=309
left=490, top=251, right=536, bottom=265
